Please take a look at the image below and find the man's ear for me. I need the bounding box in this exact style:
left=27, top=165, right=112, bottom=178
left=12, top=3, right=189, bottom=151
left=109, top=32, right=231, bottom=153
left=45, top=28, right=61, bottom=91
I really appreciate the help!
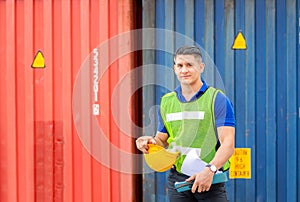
left=199, top=63, right=205, bottom=73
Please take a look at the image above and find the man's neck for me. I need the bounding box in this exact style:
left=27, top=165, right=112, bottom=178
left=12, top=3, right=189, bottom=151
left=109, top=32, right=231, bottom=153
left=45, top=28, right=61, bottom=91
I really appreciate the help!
left=181, top=81, right=203, bottom=101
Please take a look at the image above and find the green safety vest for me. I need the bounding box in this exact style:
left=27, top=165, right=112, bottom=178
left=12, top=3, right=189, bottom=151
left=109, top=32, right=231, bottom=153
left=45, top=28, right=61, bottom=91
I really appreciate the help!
left=160, top=87, right=230, bottom=173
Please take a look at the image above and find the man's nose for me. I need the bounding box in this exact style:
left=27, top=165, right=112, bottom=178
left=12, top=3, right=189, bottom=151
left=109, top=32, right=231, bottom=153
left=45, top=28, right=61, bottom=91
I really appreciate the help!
left=181, top=65, right=189, bottom=72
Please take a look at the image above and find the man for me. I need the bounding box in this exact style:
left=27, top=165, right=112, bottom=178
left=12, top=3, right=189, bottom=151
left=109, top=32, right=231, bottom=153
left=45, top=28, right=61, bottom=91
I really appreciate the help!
left=136, top=46, right=235, bottom=201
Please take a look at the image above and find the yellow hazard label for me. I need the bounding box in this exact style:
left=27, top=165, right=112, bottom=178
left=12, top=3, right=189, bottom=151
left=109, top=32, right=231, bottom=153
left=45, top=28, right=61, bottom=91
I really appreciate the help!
left=31, top=50, right=45, bottom=68
left=232, top=31, right=247, bottom=50
left=229, top=148, right=251, bottom=179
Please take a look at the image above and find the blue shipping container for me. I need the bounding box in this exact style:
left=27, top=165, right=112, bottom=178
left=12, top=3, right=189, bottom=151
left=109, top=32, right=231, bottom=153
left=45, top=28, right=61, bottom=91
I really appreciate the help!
left=142, top=0, right=300, bottom=201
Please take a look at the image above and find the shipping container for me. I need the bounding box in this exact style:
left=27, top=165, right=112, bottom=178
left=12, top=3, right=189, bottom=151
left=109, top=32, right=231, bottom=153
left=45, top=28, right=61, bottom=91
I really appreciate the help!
left=142, top=0, right=300, bottom=201
left=1, top=0, right=300, bottom=202
left=0, top=0, right=143, bottom=202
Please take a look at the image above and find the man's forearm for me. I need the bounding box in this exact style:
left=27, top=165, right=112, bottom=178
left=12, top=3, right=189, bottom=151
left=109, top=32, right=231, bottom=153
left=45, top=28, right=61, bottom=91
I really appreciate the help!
left=209, top=144, right=234, bottom=170
left=154, top=132, right=169, bottom=148
left=210, top=126, right=235, bottom=170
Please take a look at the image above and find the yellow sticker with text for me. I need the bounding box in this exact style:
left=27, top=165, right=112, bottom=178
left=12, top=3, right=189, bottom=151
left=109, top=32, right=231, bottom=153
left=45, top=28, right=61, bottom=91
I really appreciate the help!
left=229, top=148, right=251, bottom=179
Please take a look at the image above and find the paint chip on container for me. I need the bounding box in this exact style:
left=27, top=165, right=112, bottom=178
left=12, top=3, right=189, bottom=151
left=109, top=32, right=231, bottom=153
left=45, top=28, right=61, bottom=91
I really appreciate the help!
left=232, top=31, right=247, bottom=50
left=31, top=50, right=45, bottom=68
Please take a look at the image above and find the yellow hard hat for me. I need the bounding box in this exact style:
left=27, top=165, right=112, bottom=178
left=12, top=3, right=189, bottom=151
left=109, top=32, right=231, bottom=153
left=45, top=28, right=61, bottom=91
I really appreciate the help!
left=144, top=144, right=179, bottom=172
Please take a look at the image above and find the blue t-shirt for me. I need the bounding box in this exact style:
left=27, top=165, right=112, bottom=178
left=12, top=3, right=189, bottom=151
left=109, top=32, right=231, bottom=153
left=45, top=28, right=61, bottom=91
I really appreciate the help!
left=157, top=80, right=235, bottom=133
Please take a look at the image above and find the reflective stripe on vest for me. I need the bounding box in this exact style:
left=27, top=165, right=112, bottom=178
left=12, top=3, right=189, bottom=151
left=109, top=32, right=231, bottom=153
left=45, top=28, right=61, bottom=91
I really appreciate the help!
left=168, top=142, right=201, bottom=156
left=166, top=111, right=205, bottom=122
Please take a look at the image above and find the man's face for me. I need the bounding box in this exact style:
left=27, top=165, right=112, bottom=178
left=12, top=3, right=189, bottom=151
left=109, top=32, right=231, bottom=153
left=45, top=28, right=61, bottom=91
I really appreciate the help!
left=173, top=54, right=204, bottom=86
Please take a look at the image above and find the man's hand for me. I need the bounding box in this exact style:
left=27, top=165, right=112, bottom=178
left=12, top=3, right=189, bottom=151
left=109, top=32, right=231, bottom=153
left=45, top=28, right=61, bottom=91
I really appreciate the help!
left=135, top=136, right=156, bottom=154
left=186, top=167, right=214, bottom=193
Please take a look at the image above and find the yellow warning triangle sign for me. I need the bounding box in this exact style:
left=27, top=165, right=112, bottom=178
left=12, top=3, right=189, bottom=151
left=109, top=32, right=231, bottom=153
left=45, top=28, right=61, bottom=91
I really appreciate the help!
left=232, top=31, right=247, bottom=50
left=31, top=50, right=45, bottom=68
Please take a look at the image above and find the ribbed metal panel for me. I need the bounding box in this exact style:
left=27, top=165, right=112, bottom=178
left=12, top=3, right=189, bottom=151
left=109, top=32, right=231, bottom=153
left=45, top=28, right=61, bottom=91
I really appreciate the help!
left=142, top=0, right=300, bottom=201
left=0, top=1, right=141, bottom=202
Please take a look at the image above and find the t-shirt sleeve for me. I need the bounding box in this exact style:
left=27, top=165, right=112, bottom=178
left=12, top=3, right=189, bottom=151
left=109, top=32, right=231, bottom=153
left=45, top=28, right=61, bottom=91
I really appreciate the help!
left=157, top=107, right=168, bottom=133
left=214, top=92, right=235, bottom=127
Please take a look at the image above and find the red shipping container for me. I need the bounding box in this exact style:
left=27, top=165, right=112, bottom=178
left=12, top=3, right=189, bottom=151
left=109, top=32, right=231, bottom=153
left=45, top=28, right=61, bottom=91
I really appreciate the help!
left=0, top=1, right=142, bottom=201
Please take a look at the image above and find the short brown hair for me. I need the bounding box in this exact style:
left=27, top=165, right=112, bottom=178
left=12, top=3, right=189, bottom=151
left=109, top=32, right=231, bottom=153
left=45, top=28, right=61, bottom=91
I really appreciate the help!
left=174, top=46, right=202, bottom=62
